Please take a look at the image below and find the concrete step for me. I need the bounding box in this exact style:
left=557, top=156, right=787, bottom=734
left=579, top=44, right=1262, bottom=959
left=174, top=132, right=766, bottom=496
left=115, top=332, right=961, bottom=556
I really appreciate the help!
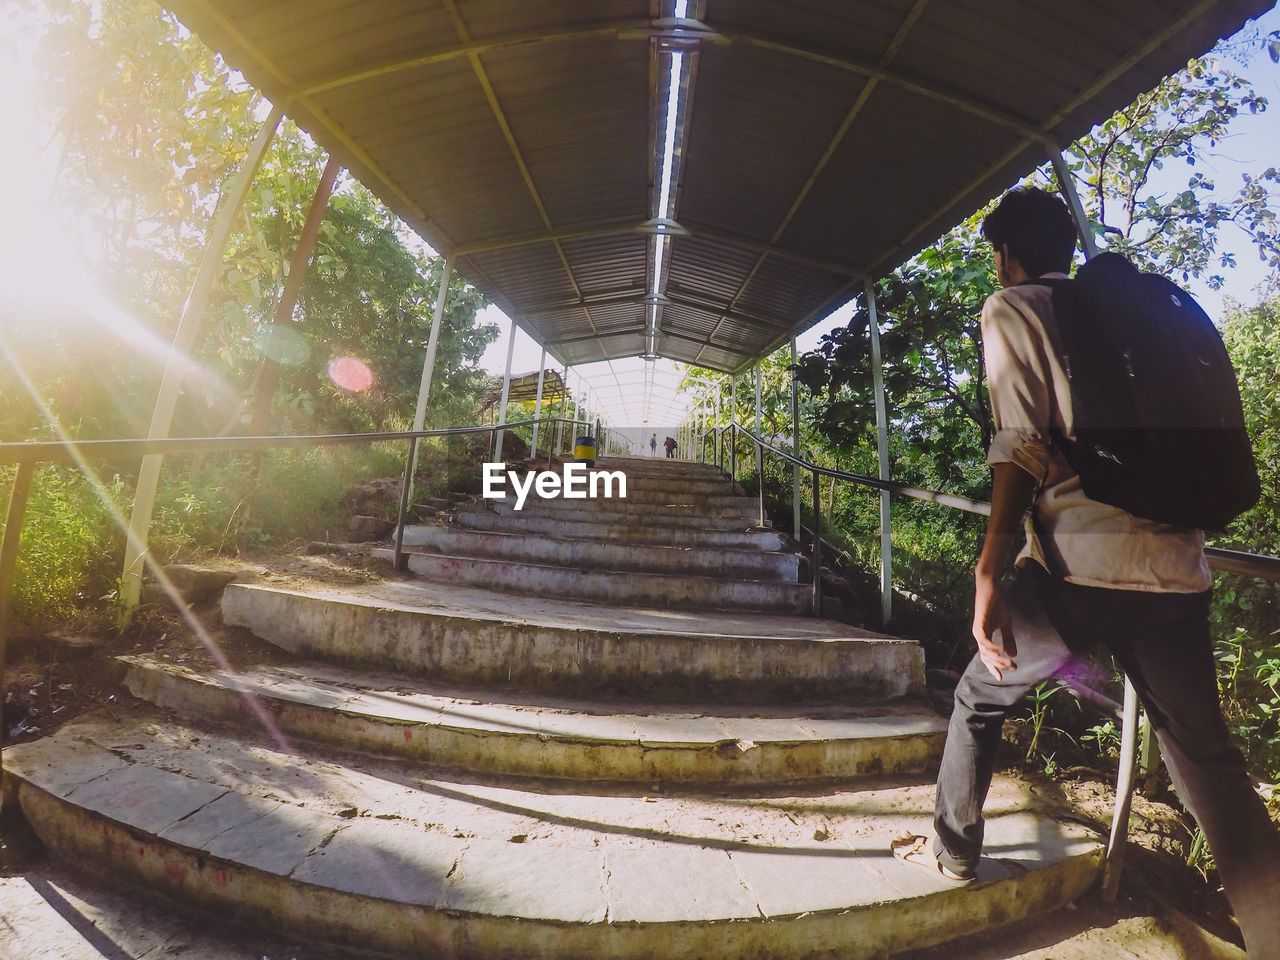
left=374, top=549, right=812, bottom=613
left=509, top=485, right=750, bottom=509
left=492, top=495, right=759, bottom=522
left=453, top=509, right=780, bottom=547
left=5, top=716, right=1102, bottom=960
left=503, top=462, right=741, bottom=498
left=594, top=456, right=728, bottom=478
left=221, top=579, right=924, bottom=703
left=399, top=525, right=802, bottom=580
left=119, top=657, right=946, bottom=784
left=490, top=500, right=760, bottom=531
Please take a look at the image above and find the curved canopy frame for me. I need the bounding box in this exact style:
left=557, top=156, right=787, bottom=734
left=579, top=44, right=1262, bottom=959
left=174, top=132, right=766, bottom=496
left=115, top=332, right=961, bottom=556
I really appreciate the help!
left=165, top=0, right=1269, bottom=374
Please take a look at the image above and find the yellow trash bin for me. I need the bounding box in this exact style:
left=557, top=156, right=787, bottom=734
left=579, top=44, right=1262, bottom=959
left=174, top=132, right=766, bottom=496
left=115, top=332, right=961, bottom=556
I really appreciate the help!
left=574, top=435, right=596, bottom=468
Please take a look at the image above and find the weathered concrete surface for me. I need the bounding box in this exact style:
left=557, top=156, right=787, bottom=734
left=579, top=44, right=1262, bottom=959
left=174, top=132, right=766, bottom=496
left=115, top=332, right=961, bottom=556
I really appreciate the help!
left=376, top=549, right=812, bottom=613
left=491, top=496, right=759, bottom=524
left=454, top=509, right=781, bottom=548
left=486, top=476, right=748, bottom=507
left=221, top=579, right=924, bottom=702
left=4, top=716, right=1103, bottom=960
left=0, top=865, right=1241, bottom=960
left=400, top=525, right=802, bottom=580
left=120, top=657, right=946, bottom=783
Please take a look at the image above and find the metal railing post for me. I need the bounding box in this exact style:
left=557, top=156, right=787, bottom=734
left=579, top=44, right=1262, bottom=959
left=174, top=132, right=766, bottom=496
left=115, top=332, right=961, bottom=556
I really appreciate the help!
left=811, top=466, right=822, bottom=616
left=757, top=433, right=766, bottom=528
left=790, top=339, right=801, bottom=541
left=864, top=277, right=893, bottom=627
left=392, top=435, right=419, bottom=570
left=729, top=423, right=736, bottom=490
left=1052, top=143, right=1146, bottom=892
left=531, top=347, right=546, bottom=457
left=494, top=315, right=517, bottom=462
left=1101, top=677, right=1141, bottom=901
left=1049, top=145, right=1099, bottom=258
left=120, top=107, right=282, bottom=622
left=755, top=363, right=764, bottom=525
left=0, top=461, right=35, bottom=814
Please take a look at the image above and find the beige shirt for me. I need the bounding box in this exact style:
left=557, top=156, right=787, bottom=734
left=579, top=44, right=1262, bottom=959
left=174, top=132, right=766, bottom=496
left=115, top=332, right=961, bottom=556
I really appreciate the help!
left=981, top=276, right=1211, bottom=593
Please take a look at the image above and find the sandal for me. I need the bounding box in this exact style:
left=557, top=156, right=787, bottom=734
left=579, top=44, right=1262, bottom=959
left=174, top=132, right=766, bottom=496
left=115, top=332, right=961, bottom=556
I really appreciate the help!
left=890, top=834, right=974, bottom=883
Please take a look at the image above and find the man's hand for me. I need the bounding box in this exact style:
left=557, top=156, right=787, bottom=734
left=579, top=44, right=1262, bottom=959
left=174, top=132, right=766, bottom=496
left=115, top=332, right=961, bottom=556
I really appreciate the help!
left=972, top=462, right=1036, bottom=682
left=973, top=572, right=1017, bottom=680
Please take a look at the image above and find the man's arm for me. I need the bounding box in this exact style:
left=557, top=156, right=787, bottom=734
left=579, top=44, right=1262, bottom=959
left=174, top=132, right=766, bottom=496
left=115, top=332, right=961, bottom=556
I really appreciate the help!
left=972, top=462, right=1037, bottom=680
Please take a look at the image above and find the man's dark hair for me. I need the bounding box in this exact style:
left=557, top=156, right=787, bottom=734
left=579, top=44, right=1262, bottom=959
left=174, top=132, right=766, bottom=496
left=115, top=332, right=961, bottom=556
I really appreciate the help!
left=981, top=187, right=1078, bottom=276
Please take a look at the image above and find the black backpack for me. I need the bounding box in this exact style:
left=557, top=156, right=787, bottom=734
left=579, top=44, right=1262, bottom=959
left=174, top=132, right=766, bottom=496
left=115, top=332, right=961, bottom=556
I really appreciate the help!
left=1027, top=252, right=1258, bottom=531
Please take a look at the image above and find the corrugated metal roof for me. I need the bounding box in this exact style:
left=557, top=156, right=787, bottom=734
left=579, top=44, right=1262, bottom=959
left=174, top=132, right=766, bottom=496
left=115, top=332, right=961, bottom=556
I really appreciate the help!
left=164, top=0, right=1271, bottom=373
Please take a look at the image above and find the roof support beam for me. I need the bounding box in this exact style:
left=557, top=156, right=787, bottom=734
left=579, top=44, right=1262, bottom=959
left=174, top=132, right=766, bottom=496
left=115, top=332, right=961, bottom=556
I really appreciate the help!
left=452, top=218, right=860, bottom=279
left=529, top=291, right=786, bottom=334
left=867, top=0, right=1225, bottom=276
left=711, top=27, right=1050, bottom=145
left=452, top=219, right=650, bottom=257
left=283, top=15, right=1045, bottom=147
left=701, top=0, right=931, bottom=363
left=698, top=0, right=931, bottom=364
left=440, top=0, right=598, bottom=340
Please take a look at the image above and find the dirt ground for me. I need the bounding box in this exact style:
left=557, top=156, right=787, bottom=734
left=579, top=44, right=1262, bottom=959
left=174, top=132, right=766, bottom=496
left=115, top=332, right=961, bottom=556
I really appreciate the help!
left=0, top=542, right=1253, bottom=957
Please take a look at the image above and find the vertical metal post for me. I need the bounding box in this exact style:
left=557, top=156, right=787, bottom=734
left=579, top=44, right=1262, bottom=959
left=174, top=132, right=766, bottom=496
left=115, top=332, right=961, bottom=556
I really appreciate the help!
left=754, top=363, right=764, bottom=526
left=1051, top=142, right=1145, bottom=889
left=494, top=315, right=517, bottom=462
left=811, top=467, right=822, bottom=617
left=392, top=436, right=417, bottom=570
left=729, top=423, right=737, bottom=490
left=531, top=346, right=546, bottom=458
left=1049, top=146, right=1099, bottom=259
left=715, top=381, right=722, bottom=471
left=413, top=257, right=455, bottom=433
left=728, top=376, right=737, bottom=486
left=393, top=255, right=456, bottom=557
left=555, top=365, right=569, bottom=456
left=1102, top=678, right=1141, bottom=901
left=0, top=460, right=35, bottom=813
left=248, top=154, right=342, bottom=432
left=120, top=107, right=282, bottom=621
left=790, top=339, right=801, bottom=541
left=865, top=278, right=893, bottom=627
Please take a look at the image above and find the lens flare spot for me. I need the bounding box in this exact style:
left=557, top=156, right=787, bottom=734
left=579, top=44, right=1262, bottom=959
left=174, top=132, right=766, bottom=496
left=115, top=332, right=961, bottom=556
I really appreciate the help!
left=254, top=324, right=310, bottom=366
left=328, top=356, right=374, bottom=393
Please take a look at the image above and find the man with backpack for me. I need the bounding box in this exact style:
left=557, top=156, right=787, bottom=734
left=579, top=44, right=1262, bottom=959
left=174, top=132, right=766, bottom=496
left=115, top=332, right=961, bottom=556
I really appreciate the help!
left=890, top=186, right=1280, bottom=957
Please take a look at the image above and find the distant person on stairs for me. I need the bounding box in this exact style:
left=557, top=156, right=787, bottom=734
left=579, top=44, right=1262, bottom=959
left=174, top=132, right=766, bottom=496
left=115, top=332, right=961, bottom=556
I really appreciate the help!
left=664, top=436, right=677, bottom=458
left=890, top=186, right=1280, bottom=958
left=650, top=433, right=658, bottom=456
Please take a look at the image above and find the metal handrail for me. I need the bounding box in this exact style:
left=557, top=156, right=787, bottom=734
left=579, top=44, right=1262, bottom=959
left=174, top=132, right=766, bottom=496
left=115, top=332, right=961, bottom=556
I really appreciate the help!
left=0, top=413, right=578, bottom=598
left=0, top=419, right=558, bottom=464
left=0, top=413, right=592, bottom=819
left=708, top=414, right=1280, bottom=901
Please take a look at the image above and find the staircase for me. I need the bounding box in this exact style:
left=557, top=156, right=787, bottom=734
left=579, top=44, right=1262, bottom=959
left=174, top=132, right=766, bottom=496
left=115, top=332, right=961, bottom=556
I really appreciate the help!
left=2, top=455, right=1102, bottom=958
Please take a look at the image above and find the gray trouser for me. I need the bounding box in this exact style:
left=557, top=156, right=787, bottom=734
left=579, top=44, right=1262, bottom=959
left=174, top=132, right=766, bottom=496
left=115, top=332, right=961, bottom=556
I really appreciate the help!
left=935, top=562, right=1280, bottom=959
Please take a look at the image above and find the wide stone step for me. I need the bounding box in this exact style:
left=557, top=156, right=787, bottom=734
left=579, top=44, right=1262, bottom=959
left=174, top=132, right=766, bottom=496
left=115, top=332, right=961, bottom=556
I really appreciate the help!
left=593, top=456, right=728, bottom=478
left=119, top=657, right=946, bottom=784
left=374, top=549, right=812, bottom=613
left=221, top=580, right=923, bottom=703
left=399, top=525, right=802, bottom=580
left=492, top=494, right=758, bottom=522
left=483, top=504, right=752, bottom=535
left=453, top=510, right=780, bottom=548
left=5, top=717, right=1102, bottom=960
left=497, top=464, right=742, bottom=499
